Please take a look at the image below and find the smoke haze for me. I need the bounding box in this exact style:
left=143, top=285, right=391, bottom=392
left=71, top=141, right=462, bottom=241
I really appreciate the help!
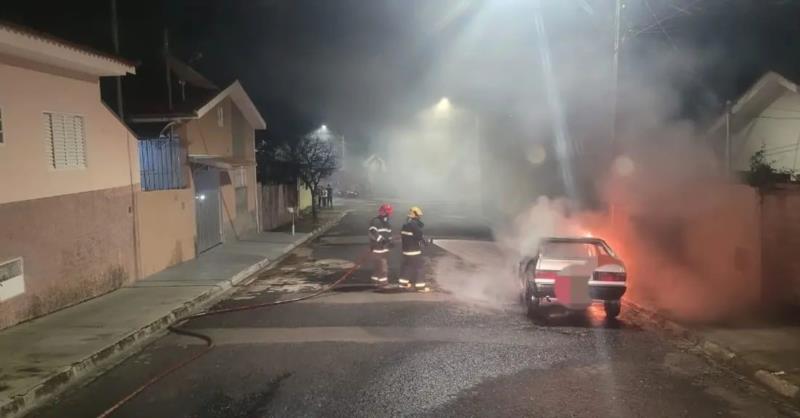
left=378, top=2, right=763, bottom=322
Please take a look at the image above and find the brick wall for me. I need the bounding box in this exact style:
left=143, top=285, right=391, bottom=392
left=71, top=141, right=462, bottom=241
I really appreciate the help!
left=760, top=184, right=800, bottom=308
left=0, top=186, right=137, bottom=330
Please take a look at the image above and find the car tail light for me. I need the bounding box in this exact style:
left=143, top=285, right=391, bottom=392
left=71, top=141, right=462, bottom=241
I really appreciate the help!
left=535, top=270, right=557, bottom=280
left=593, top=271, right=626, bottom=282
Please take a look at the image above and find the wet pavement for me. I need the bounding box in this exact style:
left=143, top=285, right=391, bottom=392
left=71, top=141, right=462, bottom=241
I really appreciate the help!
left=27, top=200, right=800, bottom=418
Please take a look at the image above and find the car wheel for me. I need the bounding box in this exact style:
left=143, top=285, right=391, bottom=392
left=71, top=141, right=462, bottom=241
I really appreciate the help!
left=525, top=285, right=540, bottom=318
left=604, top=300, right=621, bottom=319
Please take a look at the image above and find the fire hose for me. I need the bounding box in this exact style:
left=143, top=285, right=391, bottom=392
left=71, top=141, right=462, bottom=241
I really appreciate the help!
left=95, top=249, right=371, bottom=418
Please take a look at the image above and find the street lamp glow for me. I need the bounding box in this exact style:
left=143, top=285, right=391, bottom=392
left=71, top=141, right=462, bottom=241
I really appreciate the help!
left=435, top=97, right=452, bottom=113
left=320, top=124, right=328, bottom=131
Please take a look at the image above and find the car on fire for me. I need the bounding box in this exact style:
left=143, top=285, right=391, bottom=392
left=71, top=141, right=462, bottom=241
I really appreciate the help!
left=517, top=237, right=626, bottom=319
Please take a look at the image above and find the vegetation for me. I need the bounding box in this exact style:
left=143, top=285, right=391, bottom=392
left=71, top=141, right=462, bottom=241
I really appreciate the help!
left=256, top=135, right=337, bottom=219
left=746, top=145, right=796, bottom=188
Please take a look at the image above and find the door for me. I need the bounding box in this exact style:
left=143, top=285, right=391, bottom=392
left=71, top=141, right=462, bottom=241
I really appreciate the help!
left=194, top=166, right=222, bottom=253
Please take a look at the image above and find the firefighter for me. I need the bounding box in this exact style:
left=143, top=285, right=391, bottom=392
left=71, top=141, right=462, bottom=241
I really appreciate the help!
left=399, top=206, right=428, bottom=291
left=368, top=203, right=393, bottom=285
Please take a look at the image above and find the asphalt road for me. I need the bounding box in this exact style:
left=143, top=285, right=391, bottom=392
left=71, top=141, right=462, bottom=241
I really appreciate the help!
left=28, top=199, right=800, bottom=418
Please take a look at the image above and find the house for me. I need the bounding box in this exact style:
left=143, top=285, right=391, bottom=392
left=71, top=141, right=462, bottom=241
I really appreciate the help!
left=707, top=71, right=800, bottom=173
left=0, top=23, right=138, bottom=329
left=129, top=80, right=266, bottom=255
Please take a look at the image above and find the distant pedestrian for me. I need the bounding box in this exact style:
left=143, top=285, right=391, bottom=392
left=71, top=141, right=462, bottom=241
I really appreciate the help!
left=326, top=184, right=334, bottom=207
left=318, top=188, right=327, bottom=208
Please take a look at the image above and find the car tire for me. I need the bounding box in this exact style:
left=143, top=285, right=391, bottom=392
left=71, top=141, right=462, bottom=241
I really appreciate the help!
left=525, top=285, right=540, bottom=318
left=604, top=300, right=621, bottom=319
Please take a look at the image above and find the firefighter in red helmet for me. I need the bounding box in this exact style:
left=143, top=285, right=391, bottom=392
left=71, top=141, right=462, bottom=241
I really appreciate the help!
left=368, top=203, right=393, bottom=285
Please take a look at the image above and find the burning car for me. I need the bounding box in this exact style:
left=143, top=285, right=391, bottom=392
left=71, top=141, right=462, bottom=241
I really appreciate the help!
left=517, top=237, right=626, bottom=319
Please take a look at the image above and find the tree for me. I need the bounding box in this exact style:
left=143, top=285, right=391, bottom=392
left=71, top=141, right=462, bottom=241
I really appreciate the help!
left=256, top=134, right=338, bottom=219
left=260, top=135, right=336, bottom=219
left=256, top=136, right=299, bottom=185
left=293, top=135, right=338, bottom=219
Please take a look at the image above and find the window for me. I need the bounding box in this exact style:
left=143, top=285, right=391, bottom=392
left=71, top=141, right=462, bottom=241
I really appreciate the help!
left=0, top=108, right=4, bottom=144
left=43, top=112, right=86, bottom=169
left=541, top=242, right=603, bottom=259
left=139, top=136, right=186, bottom=191
left=236, top=186, right=248, bottom=215
left=231, top=167, right=246, bottom=188
left=216, top=106, right=224, bottom=127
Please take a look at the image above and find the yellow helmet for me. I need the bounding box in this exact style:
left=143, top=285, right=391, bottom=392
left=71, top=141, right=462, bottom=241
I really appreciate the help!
left=408, top=206, right=423, bottom=218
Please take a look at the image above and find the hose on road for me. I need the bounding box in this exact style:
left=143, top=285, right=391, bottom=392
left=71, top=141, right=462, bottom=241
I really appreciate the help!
left=96, top=249, right=370, bottom=418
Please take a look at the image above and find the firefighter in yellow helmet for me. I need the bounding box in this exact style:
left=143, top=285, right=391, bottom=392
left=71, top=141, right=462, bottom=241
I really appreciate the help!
left=398, top=206, right=429, bottom=291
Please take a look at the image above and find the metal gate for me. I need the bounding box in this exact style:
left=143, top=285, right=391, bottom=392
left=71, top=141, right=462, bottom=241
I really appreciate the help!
left=194, top=166, right=222, bottom=253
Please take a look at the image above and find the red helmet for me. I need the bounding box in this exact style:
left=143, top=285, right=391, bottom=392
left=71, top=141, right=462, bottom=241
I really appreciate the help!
left=378, top=203, right=393, bottom=217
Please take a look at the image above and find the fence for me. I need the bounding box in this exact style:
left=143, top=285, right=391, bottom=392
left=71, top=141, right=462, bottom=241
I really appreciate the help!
left=139, top=137, right=185, bottom=191
left=260, top=183, right=298, bottom=230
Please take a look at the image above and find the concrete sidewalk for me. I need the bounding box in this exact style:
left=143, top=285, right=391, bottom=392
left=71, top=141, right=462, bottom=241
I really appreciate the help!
left=0, top=209, right=349, bottom=418
left=624, top=300, right=800, bottom=405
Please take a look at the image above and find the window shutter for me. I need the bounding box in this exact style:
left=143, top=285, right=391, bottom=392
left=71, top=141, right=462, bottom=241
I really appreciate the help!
left=44, top=113, right=86, bottom=169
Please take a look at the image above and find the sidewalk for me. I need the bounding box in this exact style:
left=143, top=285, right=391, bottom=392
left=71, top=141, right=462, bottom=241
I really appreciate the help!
left=0, top=209, right=349, bottom=418
left=623, top=300, right=800, bottom=404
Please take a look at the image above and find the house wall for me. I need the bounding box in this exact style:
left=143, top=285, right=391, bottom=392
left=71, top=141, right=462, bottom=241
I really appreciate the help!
left=135, top=188, right=196, bottom=277
left=260, top=183, right=298, bottom=230
left=0, top=59, right=139, bottom=205
left=298, top=182, right=313, bottom=212
left=605, top=184, right=762, bottom=321
left=0, top=186, right=137, bottom=330
left=184, top=97, right=233, bottom=157
left=761, top=185, right=800, bottom=308
left=181, top=97, right=258, bottom=240
left=733, top=90, right=800, bottom=172
left=0, top=57, right=139, bottom=329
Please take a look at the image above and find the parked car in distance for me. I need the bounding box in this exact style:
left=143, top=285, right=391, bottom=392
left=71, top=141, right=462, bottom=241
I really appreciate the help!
left=517, top=237, right=626, bottom=319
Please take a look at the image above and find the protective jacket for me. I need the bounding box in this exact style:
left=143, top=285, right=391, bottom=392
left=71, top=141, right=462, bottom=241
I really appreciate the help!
left=400, top=218, right=425, bottom=256
left=369, top=216, right=392, bottom=253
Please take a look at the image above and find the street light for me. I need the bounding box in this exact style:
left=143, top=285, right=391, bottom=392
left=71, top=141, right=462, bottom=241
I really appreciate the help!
left=434, top=97, right=452, bottom=116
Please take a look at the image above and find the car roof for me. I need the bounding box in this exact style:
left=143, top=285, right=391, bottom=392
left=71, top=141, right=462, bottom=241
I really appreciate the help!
left=541, top=237, right=609, bottom=245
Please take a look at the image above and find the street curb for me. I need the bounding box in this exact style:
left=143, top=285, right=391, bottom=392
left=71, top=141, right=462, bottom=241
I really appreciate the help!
left=1, top=210, right=351, bottom=418
left=622, top=299, right=800, bottom=404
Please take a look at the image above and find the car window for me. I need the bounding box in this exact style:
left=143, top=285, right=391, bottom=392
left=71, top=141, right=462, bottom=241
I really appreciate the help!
left=541, top=242, right=597, bottom=259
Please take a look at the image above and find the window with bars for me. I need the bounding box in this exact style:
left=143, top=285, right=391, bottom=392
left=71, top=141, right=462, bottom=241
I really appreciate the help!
left=139, top=136, right=186, bottom=191
left=43, top=112, right=86, bottom=169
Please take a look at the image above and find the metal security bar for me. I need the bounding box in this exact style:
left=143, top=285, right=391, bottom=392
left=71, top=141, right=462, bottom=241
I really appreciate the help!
left=139, top=136, right=185, bottom=191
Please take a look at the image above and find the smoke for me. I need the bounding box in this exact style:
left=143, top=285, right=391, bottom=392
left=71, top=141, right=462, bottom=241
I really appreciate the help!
left=345, top=2, right=762, bottom=322
left=432, top=240, right=518, bottom=309
left=263, top=1, right=787, bottom=322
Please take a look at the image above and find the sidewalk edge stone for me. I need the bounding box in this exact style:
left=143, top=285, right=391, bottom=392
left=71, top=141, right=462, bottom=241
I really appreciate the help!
left=622, top=299, right=800, bottom=404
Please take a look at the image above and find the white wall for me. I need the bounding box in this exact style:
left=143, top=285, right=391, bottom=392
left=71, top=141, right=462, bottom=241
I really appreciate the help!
left=734, top=90, right=800, bottom=172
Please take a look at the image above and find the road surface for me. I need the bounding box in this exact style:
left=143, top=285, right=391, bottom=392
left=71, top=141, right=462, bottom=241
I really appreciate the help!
left=28, top=200, right=799, bottom=418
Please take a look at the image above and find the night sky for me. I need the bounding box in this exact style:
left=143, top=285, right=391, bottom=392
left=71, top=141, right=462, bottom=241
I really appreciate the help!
left=3, top=0, right=800, bottom=153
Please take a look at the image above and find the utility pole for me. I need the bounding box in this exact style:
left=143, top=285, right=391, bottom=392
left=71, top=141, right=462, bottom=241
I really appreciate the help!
left=111, top=0, right=124, bottom=118
left=611, top=0, right=623, bottom=145
left=164, top=29, right=173, bottom=111
left=725, top=100, right=732, bottom=176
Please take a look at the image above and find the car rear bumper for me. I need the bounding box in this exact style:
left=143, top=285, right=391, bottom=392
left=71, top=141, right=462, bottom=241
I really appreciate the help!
left=588, top=282, right=626, bottom=300
left=530, top=279, right=626, bottom=305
